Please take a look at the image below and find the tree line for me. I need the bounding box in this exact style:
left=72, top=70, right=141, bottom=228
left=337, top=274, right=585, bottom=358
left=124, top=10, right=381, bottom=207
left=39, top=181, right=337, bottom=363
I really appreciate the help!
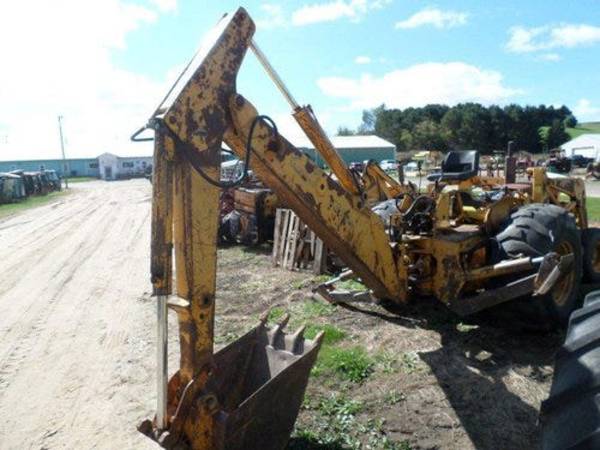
left=337, top=103, right=576, bottom=154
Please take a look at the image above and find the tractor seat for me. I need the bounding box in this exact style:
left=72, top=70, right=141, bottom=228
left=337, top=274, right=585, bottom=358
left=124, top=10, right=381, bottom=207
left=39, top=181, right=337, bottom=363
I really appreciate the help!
left=427, top=150, right=480, bottom=182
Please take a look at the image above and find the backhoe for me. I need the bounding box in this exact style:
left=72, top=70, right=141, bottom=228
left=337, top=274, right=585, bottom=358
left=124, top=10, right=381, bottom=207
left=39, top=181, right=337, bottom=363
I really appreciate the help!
left=134, top=7, right=600, bottom=449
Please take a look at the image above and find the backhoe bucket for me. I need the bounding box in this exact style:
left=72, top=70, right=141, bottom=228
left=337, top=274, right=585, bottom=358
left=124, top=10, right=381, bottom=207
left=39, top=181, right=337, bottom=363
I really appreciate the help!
left=210, top=321, right=322, bottom=449
left=140, top=319, right=323, bottom=450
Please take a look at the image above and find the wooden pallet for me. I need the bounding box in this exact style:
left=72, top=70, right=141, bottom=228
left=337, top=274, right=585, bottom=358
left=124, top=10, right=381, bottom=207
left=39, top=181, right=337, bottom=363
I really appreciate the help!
left=272, top=208, right=326, bottom=274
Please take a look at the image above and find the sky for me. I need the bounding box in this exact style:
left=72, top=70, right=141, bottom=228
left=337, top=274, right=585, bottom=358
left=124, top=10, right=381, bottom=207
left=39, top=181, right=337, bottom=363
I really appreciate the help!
left=1, top=0, right=600, bottom=160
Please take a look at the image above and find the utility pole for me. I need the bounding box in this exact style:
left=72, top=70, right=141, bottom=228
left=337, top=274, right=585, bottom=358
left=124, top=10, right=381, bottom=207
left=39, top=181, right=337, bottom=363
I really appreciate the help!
left=58, top=115, right=69, bottom=189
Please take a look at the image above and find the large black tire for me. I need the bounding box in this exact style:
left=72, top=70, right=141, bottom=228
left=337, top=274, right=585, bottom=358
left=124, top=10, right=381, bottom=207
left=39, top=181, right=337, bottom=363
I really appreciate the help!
left=492, top=203, right=583, bottom=327
left=540, top=290, right=600, bottom=449
left=583, top=228, right=600, bottom=283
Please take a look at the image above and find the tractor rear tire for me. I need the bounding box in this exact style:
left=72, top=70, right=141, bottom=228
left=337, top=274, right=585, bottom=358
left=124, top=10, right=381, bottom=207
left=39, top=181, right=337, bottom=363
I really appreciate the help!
left=582, top=228, right=600, bottom=283
left=492, top=203, right=583, bottom=328
left=540, top=290, right=600, bottom=449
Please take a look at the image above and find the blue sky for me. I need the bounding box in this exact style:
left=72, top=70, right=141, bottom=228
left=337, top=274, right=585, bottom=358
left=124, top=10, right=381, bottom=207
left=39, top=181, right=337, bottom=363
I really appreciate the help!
left=1, top=0, right=600, bottom=159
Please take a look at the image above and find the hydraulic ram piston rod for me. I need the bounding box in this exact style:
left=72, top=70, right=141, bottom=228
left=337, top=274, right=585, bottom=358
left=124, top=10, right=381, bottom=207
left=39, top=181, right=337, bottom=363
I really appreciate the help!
left=156, top=295, right=168, bottom=430
left=250, top=40, right=299, bottom=110
left=250, top=39, right=361, bottom=195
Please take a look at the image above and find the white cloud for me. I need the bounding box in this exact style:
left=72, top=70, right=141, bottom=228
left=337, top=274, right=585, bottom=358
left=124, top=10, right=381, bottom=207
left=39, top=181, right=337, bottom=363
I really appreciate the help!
left=291, top=0, right=390, bottom=26
left=354, top=56, right=371, bottom=64
left=317, top=62, right=518, bottom=110
left=507, top=24, right=600, bottom=53
left=574, top=99, right=600, bottom=122
left=395, top=8, right=468, bottom=30
left=0, top=0, right=178, bottom=160
left=256, top=3, right=287, bottom=29
left=537, top=53, right=561, bottom=62
left=150, top=0, right=177, bottom=12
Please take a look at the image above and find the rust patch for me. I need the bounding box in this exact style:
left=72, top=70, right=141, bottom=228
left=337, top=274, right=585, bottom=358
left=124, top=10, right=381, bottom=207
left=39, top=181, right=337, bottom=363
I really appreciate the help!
left=266, top=138, right=279, bottom=152
left=326, top=176, right=346, bottom=197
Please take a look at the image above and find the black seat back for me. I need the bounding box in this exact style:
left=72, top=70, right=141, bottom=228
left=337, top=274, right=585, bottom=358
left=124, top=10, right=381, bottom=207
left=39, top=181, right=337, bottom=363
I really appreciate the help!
left=440, top=150, right=479, bottom=181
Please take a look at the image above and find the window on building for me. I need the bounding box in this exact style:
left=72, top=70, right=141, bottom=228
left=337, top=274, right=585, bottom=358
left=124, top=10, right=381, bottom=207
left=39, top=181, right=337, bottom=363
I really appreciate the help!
left=89, top=163, right=99, bottom=169
left=122, top=162, right=134, bottom=168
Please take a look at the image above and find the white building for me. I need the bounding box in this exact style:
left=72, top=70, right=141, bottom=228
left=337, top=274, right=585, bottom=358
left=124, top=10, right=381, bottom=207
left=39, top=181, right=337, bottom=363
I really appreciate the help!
left=97, top=153, right=153, bottom=180
left=561, top=134, right=600, bottom=161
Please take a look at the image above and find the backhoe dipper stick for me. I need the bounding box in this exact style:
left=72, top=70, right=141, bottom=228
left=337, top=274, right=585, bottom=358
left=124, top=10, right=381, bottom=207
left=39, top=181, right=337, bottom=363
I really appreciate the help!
left=150, top=130, right=175, bottom=429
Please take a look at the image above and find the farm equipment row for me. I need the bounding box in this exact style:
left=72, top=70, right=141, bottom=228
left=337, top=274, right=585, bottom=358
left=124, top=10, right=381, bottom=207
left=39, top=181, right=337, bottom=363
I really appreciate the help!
left=0, top=169, right=61, bottom=204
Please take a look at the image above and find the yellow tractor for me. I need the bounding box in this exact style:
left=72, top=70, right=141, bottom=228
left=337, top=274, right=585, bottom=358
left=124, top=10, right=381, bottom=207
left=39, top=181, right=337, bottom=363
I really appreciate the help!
left=133, top=8, right=600, bottom=449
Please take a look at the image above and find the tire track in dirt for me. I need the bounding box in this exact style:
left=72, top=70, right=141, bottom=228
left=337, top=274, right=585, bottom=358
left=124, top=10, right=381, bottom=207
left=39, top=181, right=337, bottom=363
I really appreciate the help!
left=0, top=180, right=157, bottom=450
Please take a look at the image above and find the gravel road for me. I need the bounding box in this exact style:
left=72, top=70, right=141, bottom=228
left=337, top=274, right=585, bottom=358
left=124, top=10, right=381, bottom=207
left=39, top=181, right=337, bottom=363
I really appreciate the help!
left=0, top=180, right=158, bottom=450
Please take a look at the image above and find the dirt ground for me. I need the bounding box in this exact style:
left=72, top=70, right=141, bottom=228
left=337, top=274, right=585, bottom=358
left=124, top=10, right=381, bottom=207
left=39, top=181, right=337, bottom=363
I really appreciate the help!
left=0, top=180, right=569, bottom=449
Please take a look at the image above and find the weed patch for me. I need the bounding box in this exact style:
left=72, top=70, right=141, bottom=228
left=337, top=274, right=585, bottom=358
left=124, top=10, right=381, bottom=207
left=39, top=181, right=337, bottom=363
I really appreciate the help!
left=301, top=299, right=336, bottom=319
left=304, top=324, right=346, bottom=345
left=384, top=389, right=406, bottom=405
left=399, top=352, right=423, bottom=374
left=314, top=346, right=374, bottom=383
left=375, top=351, right=398, bottom=374
left=336, top=279, right=367, bottom=291
left=268, top=306, right=287, bottom=322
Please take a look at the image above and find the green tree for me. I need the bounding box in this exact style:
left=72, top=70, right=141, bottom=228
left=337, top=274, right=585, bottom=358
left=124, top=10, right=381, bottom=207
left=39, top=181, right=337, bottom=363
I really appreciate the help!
left=336, top=126, right=355, bottom=136
left=440, top=108, right=462, bottom=148
left=397, top=129, right=414, bottom=152
left=564, top=114, right=577, bottom=128
left=546, top=119, right=570, bottom=148
left=412, top=120, right=446, bottom=151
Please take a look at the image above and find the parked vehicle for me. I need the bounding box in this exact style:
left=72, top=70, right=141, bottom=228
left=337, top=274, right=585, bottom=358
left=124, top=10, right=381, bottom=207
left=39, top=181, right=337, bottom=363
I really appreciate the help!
left=568, top=154, right=594, bottom=168
left=24, top=172, right=45, bottom=195
left=349, top=161, right=364, bottom=172
left=0, top=173, right=27, bottom=203
left=379, top=159, right=398, bottom=171
left=546, top=149, right=571, bottom=174
left=43, top=170, right=62, bottom=191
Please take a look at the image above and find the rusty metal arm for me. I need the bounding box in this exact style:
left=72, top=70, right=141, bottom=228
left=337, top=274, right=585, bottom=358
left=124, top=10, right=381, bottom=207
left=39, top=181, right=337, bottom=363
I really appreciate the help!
left=362, top=160, right=412, bottom=203
left=292, top=106, right=361, bottom=195
left=449, top=252, right=572, bottom=316
left=464, top=255, right=544, bottom=282
left=223, top=95, right=405, bottom=301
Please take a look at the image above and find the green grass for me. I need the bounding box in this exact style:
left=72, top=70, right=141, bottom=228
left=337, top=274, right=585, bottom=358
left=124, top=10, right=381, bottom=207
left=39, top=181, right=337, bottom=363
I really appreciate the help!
left=567, top=121, right=600, bottom=139
left=398, top=352, right=423, bottom=374
left=384, top=389, right=406, bottom=405
left=313, top=346, right=375, bottom=382
left=317, top=393, right=364, bottom=417
left=304, top=324, right=347, bottom=345
left=587, top=197, right=600, bottom=222
left=336, top=279, right=368, bottom=291
left=301, top=299, right=336, bottom=318
left=268, top=306, right=287, bottom=322
left=0, top=190, right=68, bottom=219
left=64, top=176, right=96, bottom=183
left=375, top=351, right=398, bottom=374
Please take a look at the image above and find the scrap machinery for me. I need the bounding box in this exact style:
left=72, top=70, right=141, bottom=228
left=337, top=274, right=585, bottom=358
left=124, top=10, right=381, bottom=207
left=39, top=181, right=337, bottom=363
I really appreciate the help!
left=134, top=7, right=600, bottom=449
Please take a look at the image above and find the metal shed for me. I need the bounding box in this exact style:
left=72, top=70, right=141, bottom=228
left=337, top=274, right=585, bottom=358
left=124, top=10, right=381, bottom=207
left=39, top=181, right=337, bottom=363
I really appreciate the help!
left=561, top=134, right=600, bottom=161
left=0, top=158, right=99, bottom=177
left=294, top=135, right=396, bottom=167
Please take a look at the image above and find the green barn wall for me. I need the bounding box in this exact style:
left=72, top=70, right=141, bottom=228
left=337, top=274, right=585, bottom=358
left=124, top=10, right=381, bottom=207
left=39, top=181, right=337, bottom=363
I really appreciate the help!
left=302, top=147, right=395, bottom=168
